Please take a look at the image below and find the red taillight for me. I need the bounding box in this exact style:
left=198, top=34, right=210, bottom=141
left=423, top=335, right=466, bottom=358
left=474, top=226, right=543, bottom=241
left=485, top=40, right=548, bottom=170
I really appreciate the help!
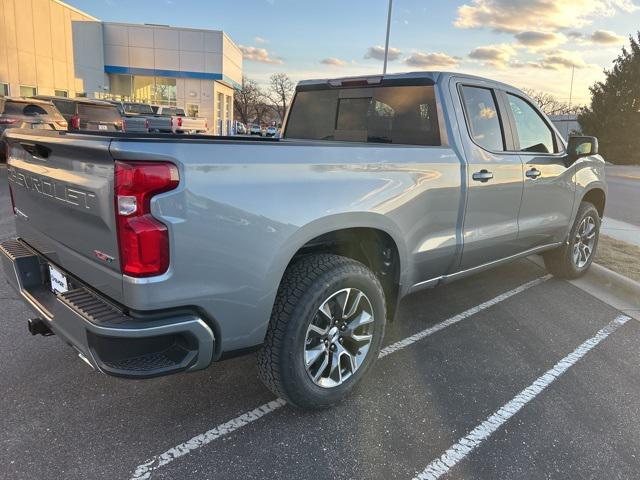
left=70, top=115, right=80, bottom=129
left=0, top=118, right=19, bottom=125
left=114, top=161, right=179, bottom=277
left=177, top=117, right=182, bottom=128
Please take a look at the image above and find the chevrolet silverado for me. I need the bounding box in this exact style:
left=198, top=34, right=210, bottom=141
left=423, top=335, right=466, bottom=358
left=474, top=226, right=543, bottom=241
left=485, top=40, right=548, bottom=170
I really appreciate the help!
left=1, top=72, right=606, bottom=409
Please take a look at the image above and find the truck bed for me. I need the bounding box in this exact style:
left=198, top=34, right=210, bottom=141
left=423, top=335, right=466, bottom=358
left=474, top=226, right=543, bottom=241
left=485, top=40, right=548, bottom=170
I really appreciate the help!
left=4, top=127, right=462, bottom=354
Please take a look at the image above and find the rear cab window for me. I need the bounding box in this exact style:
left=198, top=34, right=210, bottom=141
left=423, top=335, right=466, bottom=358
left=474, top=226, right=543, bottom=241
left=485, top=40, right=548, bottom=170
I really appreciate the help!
left=159, top=107, right=185, bottom=116
left=78, top=103, right=122, bottom=122
left=124, top=103, right=155, bottom=115
left=2, top=101, right=63, bottom=120
left=285, top=84, right=441, bottom=146
left=52, top=100, right=76, bottom=116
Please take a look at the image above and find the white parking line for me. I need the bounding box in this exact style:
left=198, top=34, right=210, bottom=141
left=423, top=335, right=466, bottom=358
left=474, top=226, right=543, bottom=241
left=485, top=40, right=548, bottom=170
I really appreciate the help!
left=379, top=275, right=552, bottom=358
left=130, top=399, right=287, bottom=480
left=130, top=274, right=551, bottom=479
left=412, top=314, right=631, bottom=480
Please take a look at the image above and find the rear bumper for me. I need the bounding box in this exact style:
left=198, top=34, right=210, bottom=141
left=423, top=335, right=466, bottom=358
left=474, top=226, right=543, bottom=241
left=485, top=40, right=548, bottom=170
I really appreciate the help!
left=1, top=238, right=215, bottom=379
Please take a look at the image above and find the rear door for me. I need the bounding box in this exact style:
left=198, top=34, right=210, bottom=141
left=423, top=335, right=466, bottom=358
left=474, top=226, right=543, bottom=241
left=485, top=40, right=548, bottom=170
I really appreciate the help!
left=454, top=81, right=524, bottom=270
left=501, top=92, right=575, bottom=249
left=5, top=130, right=122, bottom=299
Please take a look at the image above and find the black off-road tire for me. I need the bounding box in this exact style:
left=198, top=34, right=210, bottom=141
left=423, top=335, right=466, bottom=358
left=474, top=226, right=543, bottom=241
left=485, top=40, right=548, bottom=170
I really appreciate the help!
left=257, top=254, right=386, bottom=409
left=543, top=201, right=601, bottom=279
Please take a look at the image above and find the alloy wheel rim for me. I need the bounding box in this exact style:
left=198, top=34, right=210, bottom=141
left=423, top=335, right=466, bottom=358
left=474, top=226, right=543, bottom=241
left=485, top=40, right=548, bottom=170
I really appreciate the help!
left=573, top=216, right=597, bottom=268
left=304, top=288, right=374, bottom=389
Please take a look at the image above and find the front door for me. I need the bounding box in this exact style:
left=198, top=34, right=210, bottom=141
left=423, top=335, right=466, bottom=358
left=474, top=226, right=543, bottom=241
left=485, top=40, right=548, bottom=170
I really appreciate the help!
left=501, top=92, right=576, bottom=250
left=455, top=83, right=524, bottom=271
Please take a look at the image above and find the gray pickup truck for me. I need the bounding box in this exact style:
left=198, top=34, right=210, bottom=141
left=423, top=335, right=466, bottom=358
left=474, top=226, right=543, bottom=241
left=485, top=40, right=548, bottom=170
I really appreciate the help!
left=106, top=101, right=151, bottom=134
left=1, top=72, right=606, bottom=409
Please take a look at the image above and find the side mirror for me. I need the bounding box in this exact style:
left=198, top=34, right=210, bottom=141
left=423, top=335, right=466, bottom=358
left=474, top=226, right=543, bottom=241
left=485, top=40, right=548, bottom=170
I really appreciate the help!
left=565, top=136, right=598, bottom=166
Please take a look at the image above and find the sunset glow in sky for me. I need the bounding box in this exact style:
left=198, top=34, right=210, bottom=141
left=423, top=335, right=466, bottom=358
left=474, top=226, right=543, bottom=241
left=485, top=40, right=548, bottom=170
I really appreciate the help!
left=73, top=0, right=640, bottom=105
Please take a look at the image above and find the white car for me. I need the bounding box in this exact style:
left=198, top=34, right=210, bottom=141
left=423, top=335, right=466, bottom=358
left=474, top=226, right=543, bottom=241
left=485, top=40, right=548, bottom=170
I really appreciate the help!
left=250, top=124, right=263, bottom=136
left=265, top=126, right=278, bottom=137
left=155, top=106, right=208, bottom=134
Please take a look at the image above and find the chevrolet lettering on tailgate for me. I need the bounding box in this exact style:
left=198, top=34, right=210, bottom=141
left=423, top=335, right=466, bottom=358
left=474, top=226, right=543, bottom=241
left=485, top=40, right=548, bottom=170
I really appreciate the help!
left=8, top=166, right=98, bottom=211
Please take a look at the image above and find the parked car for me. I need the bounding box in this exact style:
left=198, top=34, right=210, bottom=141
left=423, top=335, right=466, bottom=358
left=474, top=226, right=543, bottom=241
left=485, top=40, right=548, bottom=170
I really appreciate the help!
left=0, top=97, right=67, bottom=161
left=265, top=126, right=278, bottom=137
left=249, top=124, right=263, bottom=135
left=154, top=106, right=208, bottom=134
left=108, top=101, right=175, bottom=133
left=2, top=72, right=606, bottom=410
left=235, top=122, right=247, bottom=135
left=105, top=101, right=150, bottom=133
left=34, top=96, right=123, bottom=132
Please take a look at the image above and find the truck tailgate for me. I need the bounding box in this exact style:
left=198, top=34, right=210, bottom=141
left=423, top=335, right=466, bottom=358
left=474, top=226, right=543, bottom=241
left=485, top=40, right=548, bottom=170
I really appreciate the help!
left=5, top=130, right=123, bottom=300
left=178, top=117, right=207, bottom=132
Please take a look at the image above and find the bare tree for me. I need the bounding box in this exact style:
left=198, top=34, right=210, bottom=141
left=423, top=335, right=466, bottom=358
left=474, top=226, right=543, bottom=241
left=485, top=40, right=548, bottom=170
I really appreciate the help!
left=253, top=102, right=274, bottom=126
left=266, top=73, right=295, bottom=123
left=522, top=88, right=582, bottom=116
left=234, top=77, right=263, bottom=125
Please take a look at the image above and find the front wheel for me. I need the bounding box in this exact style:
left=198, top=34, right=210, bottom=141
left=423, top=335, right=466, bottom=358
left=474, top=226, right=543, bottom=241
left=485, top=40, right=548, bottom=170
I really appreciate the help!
left=543, top=201, right=601, bottom=279
left=257, top=254, right=386, bottom=409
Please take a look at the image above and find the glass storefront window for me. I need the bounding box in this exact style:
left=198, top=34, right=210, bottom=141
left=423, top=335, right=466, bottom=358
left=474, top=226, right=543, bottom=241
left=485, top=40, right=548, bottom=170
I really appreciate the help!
left=217, top=92, right=224, bottom=135
left=108, top=74, right=177, bottom=106
left=54, top=90, right=68, bottom=98
left=225, top=95, right=232, bottom=135
left=154, top=77, right=177, bottom=105
left=110, top=74, right=133, bottom=100
left=186, top=103, right=199, bottom=117
left=1, top=83, right=9, bottom=96
left=133, top=76, right=154, bottom=103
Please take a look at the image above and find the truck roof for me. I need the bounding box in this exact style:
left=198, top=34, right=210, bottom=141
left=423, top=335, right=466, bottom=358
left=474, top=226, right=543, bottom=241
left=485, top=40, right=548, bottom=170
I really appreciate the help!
left=34, top=95, right=115, bottom=106
left=1, top=96, right=55, bottom=105
left=296, top=71, right=525, bottom=96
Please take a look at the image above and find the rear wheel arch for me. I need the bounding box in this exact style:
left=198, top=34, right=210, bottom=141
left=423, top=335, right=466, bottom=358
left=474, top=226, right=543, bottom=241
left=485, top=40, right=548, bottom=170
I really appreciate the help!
left=276, top=223, right=405, bottom=323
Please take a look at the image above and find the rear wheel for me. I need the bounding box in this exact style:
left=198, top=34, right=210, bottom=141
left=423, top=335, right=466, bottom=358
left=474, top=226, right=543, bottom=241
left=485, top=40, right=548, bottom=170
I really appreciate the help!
left=543, top=201, right=601, bottom=279
left=257, top=254, right=386, bottom=409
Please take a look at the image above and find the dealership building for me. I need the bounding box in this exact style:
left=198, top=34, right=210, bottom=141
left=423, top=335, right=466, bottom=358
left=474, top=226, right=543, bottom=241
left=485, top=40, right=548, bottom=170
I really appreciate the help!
left=0, top=0, right=243, bottom=134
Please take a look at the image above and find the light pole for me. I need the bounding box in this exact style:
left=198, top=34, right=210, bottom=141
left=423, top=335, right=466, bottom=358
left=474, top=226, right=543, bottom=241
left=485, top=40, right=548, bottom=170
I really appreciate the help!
left=567, top=65, right=575, bottom=139
left=383, top=0, right=393, bottom=75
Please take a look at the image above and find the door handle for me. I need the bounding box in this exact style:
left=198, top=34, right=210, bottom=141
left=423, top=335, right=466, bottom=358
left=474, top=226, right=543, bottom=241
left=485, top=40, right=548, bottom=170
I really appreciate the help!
left=20, top=142, right=51, bottom=159
left=472, top=169, right=494, bottom=182
left=526, top=168, right=542, bottom=179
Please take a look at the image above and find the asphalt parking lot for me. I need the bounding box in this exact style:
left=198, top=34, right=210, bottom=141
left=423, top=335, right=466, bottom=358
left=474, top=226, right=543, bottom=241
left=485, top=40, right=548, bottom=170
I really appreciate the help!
left=1, top=164, right=639, bottom=480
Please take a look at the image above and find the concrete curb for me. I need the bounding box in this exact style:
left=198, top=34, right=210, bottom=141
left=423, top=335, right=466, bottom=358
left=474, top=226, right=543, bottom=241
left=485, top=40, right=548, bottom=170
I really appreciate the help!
left=528, top=255, right=640, bottom=321
left=586, top=263, right=640, bottom=307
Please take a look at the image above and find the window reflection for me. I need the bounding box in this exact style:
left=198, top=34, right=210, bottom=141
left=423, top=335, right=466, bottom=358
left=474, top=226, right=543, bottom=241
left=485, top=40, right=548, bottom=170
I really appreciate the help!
left=107, top=74, right=177, bottom=106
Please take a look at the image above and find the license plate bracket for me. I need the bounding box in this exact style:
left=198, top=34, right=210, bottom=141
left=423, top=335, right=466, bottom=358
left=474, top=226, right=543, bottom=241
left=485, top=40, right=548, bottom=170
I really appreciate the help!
left=49, top=265, right=69, bottom=295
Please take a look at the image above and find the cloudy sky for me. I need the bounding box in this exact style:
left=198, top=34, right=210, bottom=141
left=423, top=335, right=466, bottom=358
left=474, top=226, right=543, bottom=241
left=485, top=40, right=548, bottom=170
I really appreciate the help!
left=75, top=0, right=640, bottom=105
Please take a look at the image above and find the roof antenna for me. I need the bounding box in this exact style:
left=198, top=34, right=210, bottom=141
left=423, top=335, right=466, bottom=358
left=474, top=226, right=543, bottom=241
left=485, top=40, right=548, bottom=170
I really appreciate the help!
left=383, top=0, right=393, bottom=75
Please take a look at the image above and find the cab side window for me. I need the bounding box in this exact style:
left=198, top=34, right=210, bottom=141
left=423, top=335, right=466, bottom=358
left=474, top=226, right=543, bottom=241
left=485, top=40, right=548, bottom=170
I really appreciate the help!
left=507, top=94, right=557, bottom=154
left=460, top=86, right=504, bottom=152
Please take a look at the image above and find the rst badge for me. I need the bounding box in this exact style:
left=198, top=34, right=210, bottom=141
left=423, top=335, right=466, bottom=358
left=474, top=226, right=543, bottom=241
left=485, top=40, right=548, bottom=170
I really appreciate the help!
left=93, top=250, right=115, bottom=264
